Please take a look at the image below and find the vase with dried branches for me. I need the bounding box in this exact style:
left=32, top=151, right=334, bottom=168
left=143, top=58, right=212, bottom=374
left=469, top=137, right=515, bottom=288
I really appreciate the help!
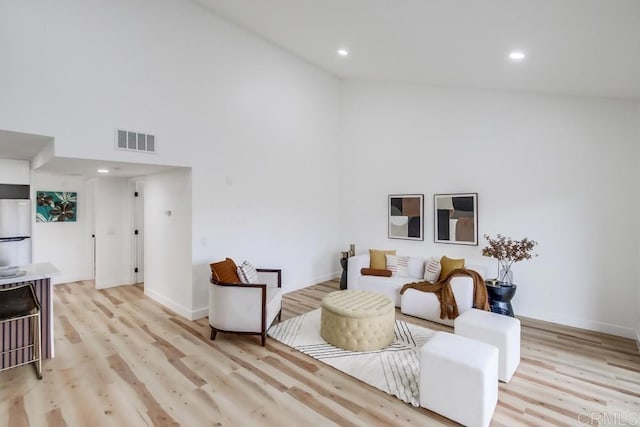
left=481, top=234, right=538, bottom=285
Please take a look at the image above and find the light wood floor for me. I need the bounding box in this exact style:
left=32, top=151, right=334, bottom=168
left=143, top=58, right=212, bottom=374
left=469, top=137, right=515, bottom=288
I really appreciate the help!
left=1, top=279, right=639, bottom=426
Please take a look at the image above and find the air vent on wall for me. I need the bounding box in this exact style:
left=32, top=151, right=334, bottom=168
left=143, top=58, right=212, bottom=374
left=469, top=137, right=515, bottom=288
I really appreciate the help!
left=116, top=129, right=156, bottom=153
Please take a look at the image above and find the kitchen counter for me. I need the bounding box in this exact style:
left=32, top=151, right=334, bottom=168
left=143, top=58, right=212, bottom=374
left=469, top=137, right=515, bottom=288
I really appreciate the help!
left=1, top=262, right=59, bottom=369
left=0, top=262, right=60, bottom=285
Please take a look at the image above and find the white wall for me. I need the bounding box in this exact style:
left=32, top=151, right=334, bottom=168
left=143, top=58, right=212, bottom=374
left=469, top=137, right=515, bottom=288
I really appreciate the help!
left=637, top=105, right=640, bottom=348
left=0, top=159, right=30, bottom=184
left=189, top=58, right=342, bottom=310
left=144, top=168, right=193, bottom=318
left=0, top=0, right=342, bottom=316
left=94, top=177, right=131, bottom=288
left=341, top=81, right=640, bottom=338
left=31, top=172, right=93, bottom=284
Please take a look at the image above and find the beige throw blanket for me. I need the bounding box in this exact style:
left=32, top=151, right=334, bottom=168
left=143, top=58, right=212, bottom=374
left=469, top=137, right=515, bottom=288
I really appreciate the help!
left=400, top=268, right=490, bottom=320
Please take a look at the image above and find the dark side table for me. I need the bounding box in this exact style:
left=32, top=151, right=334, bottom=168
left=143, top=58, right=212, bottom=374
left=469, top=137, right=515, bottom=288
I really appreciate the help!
left=340, top=257, right=348, bottom=290
left=485, top=281, right=517, bottom=317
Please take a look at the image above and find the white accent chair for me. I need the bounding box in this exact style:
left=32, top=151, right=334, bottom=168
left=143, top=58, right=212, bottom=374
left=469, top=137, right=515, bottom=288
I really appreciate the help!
left=209, top=266, right=282, bottom=346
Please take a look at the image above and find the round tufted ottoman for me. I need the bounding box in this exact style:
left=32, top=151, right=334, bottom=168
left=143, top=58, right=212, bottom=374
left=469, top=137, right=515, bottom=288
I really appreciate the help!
left=320, top=290, right=395, bottom=351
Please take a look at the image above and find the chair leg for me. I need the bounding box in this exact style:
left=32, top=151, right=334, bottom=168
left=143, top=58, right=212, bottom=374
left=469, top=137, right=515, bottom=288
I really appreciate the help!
left=210, top=326, right=217, bottom=341
left=28, top=312, right=42, bottom=379
left=35, top=312, right=42, bottom=379
left=277, top=309, right=282, bottom=322
left=261, top=332, right=266, bottom=346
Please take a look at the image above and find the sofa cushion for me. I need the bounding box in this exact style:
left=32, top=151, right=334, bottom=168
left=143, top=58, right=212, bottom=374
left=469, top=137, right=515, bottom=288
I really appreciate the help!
left=440, top=256, right=465, bottom=281
left=408, top=257, right=426, bottom=279
left=386, top=254, right=410, bottom=277
left=359, top=275, right=413, bottom=307
left=210, top=258, right=241, bottom=283
left=424, top=257, right=442, bottom=283
left=401, top=276, right=475, bottom=326
left=369, top=249, right=396, bottom=269
left=401, top=289, right=452, bottom=325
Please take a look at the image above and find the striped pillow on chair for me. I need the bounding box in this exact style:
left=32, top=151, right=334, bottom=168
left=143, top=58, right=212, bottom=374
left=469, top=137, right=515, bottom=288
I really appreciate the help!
left=237, top=261, right=259, bottom=284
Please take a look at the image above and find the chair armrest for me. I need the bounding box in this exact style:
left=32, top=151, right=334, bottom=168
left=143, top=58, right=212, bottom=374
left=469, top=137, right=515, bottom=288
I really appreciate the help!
left=211, top=280, right=266, bottom=289
left=347, top=254, right=370, bottom=290
left=256, top=269, right=282, bottom=288
left=210, top=268, right=281, bottom=288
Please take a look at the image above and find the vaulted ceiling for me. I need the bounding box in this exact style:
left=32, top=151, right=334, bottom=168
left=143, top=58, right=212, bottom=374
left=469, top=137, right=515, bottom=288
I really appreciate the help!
left=198, top=0, right=640, bottom=100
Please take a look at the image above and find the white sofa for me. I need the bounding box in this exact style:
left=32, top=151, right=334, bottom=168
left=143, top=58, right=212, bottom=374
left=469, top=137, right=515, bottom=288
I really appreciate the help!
left=347, top=254, right=488, bottom=326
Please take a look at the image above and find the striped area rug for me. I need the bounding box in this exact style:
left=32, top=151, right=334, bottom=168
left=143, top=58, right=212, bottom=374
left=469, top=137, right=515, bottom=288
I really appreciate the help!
left=267, top=309, right=435, bottom=407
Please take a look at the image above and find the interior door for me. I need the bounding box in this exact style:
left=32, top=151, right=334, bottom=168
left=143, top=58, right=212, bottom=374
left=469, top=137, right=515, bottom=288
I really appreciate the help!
left=86, top=179, right=97, bottom=279
left=133, top=181, right=144, bottom=284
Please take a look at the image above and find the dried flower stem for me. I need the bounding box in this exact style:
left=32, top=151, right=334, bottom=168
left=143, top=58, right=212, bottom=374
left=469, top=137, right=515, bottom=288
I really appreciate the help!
left=481, top=234, right=538, bottom=282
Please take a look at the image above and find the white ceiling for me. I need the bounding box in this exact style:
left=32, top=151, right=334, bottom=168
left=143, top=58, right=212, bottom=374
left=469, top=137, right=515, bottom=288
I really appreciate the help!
left=0, top=130, right=180, bottom=179
left=35, top=157, right=180, bottom=179
left=198, top=0, right=640, bottom=100
left=0, top=130, right=52, bottom=160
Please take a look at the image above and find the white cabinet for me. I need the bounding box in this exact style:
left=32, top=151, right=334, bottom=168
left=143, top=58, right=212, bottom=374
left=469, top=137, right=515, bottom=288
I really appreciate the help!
left=0, top=159, right=30, bottom=184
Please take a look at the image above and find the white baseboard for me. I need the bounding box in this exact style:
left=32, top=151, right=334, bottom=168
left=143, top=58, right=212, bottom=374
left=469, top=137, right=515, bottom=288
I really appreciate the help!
left=517, top=306, right=637, bottom=339
left=146, top=269, right=342, bottom=321
left=95, top=278, right=131, bottom=289
left=285, top=270, right=341, bottom=292
left=191, top=306, right=208, bottom=320
left=51, top=275, right=92, bottom=285
left=314, top=270, right=342, bottom=283
left=144, top=288, right=203, bottom=320
left=189, top=271, right=341, bottom=321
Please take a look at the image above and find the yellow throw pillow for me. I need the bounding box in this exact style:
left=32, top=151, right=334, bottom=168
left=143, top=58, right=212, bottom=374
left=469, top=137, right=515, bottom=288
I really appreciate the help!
left=369, top=249, right=396, bottom=269
left=439, top=255, right=465, bottom=281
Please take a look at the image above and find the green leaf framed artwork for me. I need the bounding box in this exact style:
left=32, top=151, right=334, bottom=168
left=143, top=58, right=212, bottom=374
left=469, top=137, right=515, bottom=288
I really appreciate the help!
left=36, top=191, right=77, bottom=222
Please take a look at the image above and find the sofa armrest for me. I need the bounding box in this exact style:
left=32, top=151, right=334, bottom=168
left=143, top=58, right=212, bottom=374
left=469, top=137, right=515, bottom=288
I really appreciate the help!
left=466, top=263, right=489, bottom=280
left=347, top=254, right=370, bottom=290
left=450, top=276, right=474, bottom=312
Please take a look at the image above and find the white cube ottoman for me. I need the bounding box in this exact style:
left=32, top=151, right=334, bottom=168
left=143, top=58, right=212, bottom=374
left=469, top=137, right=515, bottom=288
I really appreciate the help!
left=455, top=308, right=521, bottom=383
left=419, top=331, right=498, bottom=427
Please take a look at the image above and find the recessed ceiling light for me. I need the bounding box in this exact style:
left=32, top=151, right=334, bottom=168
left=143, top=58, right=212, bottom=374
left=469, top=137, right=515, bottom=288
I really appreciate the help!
left=97, top=169, right=109, bottom=174
left=337, top=48, right=349, bottom=57
left=508, top=51, right=525, bottom=61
